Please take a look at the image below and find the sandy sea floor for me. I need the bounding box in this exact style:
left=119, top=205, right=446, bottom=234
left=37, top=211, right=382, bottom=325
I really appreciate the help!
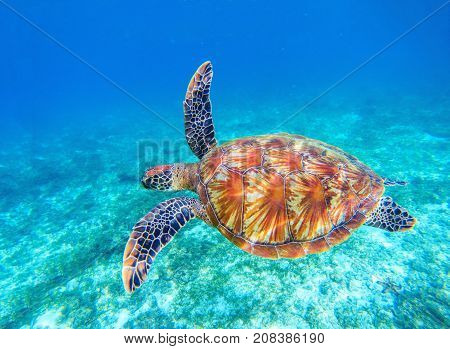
left=0, top=93, right=448, bottom=328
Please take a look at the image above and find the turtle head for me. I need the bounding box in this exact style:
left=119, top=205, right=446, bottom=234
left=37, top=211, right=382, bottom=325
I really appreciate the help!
left=141, top=163, right=198, bottom=191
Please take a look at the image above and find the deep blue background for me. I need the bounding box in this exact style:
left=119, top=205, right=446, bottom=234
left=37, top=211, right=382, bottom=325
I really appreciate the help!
left=1, top=0, right=449, bottom=138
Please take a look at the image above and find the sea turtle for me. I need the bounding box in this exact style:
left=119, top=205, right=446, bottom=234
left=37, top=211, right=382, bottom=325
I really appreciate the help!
left=122, top=61, right=416, bottom=293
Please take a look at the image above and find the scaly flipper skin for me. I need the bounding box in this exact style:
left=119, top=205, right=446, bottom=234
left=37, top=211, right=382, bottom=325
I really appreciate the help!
left=183, top=61, right=217, bottom=159
left=122, top=197, right=206, bottom=293
left=382, top=177, right=408, bottom=186
left=364, top=196, right=416, bottom=232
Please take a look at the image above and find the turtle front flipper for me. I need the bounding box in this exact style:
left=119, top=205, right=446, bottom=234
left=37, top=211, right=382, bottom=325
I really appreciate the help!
left=122, top=197, right=206, bottom=293
left=183, top=61, right=217, bottom=159
left=364, top=196, right=416, bottom=232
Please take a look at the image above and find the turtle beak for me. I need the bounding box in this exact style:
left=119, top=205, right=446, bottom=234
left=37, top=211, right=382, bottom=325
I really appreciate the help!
left=141, top=177, right=150, bottom=189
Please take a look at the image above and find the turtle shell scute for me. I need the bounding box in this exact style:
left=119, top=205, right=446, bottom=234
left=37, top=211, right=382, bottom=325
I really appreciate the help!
left=198, top=134, right=384, bottom=256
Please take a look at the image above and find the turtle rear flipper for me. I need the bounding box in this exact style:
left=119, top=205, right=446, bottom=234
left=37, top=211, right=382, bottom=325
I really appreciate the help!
left=382, top=177, right=408, bottom=186
left=364, top=196, right=416, bottom=232
left=183, top=61, right=217, bottom=159
left=122, top=197, right=206, bottom=293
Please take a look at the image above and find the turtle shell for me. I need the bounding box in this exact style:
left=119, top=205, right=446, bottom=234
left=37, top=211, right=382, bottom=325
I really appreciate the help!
left=196, top=133, right=384, bottom=259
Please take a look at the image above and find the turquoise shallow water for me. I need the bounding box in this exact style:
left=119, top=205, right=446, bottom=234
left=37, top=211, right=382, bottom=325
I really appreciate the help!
left=0, top=91, right=448, bottom=328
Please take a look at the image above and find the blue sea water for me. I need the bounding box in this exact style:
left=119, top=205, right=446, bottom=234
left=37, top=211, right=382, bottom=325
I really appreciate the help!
left=0, top=0, right=449, bottom=328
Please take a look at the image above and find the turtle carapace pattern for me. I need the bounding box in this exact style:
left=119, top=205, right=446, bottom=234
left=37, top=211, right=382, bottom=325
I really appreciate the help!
left=123, top=61, right=417, bottom=293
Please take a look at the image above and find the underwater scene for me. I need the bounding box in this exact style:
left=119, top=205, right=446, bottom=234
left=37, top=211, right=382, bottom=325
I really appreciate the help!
left=0, top=1, right=449, bottom=329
